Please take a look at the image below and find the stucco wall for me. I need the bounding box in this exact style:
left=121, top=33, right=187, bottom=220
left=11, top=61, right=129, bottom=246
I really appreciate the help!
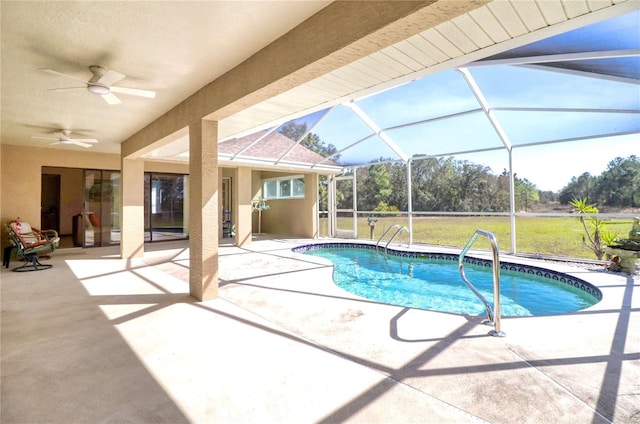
left=1, top=143, right=321, bottom=249
left=255, top=170, right=317, bottom=238
left=0, top=145, right=191, bottom=249
left=1, top=145, right=120, bottom=235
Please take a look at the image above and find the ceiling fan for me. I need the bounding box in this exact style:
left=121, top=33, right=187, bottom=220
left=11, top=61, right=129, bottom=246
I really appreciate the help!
left=32, top=129, right=99, bottom=148
left=40, top=65, right=156, bottom=105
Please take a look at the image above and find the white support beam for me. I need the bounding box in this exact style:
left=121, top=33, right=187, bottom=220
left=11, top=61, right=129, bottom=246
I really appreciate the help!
left=406, top=159, right=413, bottom=247
left=275, top=107, right=334, bottom=164
left=345, top=101, right=410, bottom=162
left=230, top=125, right=277, bottom=160
left=458, top=68, right=513, bottom=151
left=466, top=49, right=640, bottom=67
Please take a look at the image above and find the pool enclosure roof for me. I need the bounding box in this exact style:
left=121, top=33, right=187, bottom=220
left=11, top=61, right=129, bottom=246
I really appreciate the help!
left=212, top=6, right=639, bottom=172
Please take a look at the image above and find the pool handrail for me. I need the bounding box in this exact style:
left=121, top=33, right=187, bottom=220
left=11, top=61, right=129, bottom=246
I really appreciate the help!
left=385, top=226, right=409, bottom=254
left=376, top=224, right=409, bottom=253
left=376, top=224, right=400, bottom=249
left=459, top=229, right=506, bottom=337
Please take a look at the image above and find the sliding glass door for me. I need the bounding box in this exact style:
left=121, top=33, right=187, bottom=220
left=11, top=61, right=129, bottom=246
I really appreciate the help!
left=83, top=169, right=121, bottom=247
left=81, top=170, right=187, bottom=245
left=144, top=173, right=188, bottom=242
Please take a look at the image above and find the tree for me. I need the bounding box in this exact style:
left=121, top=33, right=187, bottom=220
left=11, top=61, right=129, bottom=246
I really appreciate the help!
left=593, top=155, right=640, bottom=208
left=278, top=122, right=307, bottom=142
left=559, top=155, right=640, bottom=208
left=278, top=122, right=342, bottom=212
left=357, top=162, right=392, bottom=211
left=279, top=122, right=340, bottom=161
left=514, top=177, right=540, bottom=212
left=559, top=172, right=596, bottom=205
left=539, top=190, right=558, bottom=204
left=457, top=161, right=500, bottom=212
left=388, top=162, right=408, bottom=210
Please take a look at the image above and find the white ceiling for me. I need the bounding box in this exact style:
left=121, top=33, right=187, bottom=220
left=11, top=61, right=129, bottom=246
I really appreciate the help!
left=0, top=1, right=331, bottom=154
left=2, top=0, right=636, bottom=161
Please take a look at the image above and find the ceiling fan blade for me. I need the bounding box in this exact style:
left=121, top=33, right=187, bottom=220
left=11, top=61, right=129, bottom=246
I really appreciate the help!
left=71, top=141, right=94, bottom=148
left=97, top=69, right=125, bottom=86
left=32, top=135, right=59, bottom=141
left=39, top=69, right=89, bottom=85
left=69, top=138, right=98, bottom=144
left=110, top=85, right=156, bottom=98
left=47, top=86, right=87, bottom=92
left=101, top=92, right=121, bottom=105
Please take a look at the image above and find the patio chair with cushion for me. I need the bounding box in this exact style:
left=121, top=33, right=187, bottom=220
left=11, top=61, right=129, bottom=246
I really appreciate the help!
left=4, top=219, right=60, bottom=271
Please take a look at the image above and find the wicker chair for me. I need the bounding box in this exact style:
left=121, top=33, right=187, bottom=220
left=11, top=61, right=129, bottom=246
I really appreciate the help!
left=4, top=220, right=59, bottom=271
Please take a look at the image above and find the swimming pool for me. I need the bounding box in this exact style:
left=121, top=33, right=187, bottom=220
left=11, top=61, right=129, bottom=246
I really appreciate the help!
left=295, top=243, right=602, bottom=317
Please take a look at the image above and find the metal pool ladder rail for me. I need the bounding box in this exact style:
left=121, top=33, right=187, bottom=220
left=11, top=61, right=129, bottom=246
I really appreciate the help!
left=376, top=224, right=409, bottom=253
left=459, top=229, right=506, bottom=337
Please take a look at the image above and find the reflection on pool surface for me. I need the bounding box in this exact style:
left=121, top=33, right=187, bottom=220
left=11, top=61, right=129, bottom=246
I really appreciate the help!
left=296, top=243, right=601, bottom=317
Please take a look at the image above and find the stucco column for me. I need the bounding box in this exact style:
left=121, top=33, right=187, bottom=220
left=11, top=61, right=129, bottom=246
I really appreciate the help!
left=235, top=166, right=252, bottom=247
left=120, top=158, right=145, bottom=259
left=189, top=119, right=219, bottom=301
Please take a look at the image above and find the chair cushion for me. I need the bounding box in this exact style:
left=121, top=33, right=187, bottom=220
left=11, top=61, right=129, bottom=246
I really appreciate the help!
left=88, top=213, right=101, bottom=228
left=21, top=232, right=39, bottom=244
left=11, top=221, right=41, bottom=245
left=16, top=221, right=32, bottom=234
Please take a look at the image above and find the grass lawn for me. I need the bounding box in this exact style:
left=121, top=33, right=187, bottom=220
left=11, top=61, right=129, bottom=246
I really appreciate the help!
left=321, top=216, right=634, bottom=261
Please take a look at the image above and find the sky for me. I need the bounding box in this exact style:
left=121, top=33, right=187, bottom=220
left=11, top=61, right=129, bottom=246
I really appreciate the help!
left=306, top=9, right=640, bottom=193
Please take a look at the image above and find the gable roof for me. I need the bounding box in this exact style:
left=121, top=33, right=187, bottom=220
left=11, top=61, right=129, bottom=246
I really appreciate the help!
left=218, top=130, right=338, bottom=172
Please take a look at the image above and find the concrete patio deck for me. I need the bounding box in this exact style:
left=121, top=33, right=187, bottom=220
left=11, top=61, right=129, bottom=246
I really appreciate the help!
left=2, top=237, right=638, bottom=423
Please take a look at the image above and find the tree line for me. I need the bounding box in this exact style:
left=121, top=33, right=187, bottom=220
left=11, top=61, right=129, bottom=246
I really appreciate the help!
left=280, top=122, right=639, bottom=212
left=558, top=156, right=640, bottom=209
left=348, top=155, right=639, bottom=213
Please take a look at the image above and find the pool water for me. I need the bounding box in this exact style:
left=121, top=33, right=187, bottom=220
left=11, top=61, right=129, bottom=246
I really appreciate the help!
left=302, top=246, right=600, bottom=317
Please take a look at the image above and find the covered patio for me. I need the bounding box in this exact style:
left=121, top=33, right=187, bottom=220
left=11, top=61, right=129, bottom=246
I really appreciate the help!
left=2, top=2, right=639, bottom=422
left=2, top=237, right=638, bottom=422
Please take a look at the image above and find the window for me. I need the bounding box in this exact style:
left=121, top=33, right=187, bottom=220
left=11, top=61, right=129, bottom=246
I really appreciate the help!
left=263, top=175, right=305, bottom=199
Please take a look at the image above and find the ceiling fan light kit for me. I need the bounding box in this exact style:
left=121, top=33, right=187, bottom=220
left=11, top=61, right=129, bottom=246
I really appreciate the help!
left=87, top=84, right=110, bottom=95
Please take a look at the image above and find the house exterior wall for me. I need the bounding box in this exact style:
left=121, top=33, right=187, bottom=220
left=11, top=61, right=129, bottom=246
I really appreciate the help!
left=1, top=143, right=322, bottom=251
left=0, top=145, right=192, bottom=249
left=1, top=145, right=121, bottom=249
left=255, top=170, right=318, bottom=238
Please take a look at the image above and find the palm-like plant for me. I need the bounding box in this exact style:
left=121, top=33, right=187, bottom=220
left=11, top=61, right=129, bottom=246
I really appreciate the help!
left=569, top=197, right=617, bottom=260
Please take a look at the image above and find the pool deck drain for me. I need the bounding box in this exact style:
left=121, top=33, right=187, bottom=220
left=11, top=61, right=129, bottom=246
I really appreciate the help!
left=2, top=237, right=638, bottom=423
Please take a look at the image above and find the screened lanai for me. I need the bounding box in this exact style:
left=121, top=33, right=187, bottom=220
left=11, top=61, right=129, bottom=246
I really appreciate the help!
left=216, top=7, right=639, bottom=259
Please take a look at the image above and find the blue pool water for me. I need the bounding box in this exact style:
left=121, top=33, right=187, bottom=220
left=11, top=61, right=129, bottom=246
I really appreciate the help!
left=298, top=244, right=601, bottom=317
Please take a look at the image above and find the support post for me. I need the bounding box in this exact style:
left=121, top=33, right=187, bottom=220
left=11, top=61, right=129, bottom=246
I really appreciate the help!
left=120, top=158, right=145, bottom=259
left=508, top=149, right=517, bottom=254
left=189, top=119, right=219, bottom=301
left=407, top=159, right=413, bottom=247
left=235, top=167, right=252, bottom=247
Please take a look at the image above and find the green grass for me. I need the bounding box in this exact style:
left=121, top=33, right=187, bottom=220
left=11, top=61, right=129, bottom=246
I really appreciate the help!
left=320, top=216, right=634, bottom=260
